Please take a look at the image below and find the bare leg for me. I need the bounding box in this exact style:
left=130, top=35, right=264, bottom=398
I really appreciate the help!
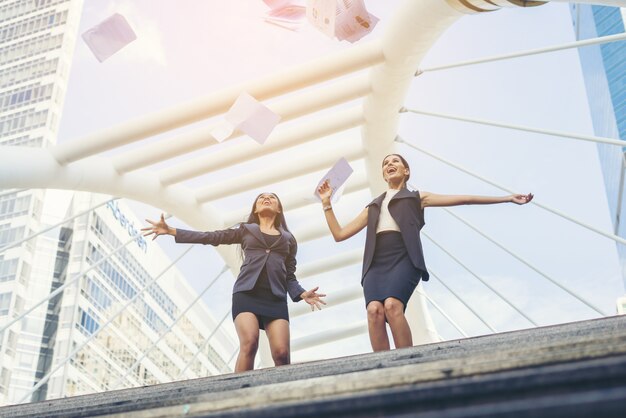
left=234, top=312, right=260, bottom=372
left=264, top=318, right=291, bottom=367
left=366, top=301, right=390, bottom=351
left=383, top=297, right=413, bottom=349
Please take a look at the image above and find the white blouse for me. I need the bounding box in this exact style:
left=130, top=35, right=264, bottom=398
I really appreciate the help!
left=376, top=189, right=401, bottom=233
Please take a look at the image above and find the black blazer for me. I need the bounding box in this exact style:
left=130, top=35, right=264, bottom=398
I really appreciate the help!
left=363, top=187, right=430, bottom=282
left=175, top=223, right=305, bottom=302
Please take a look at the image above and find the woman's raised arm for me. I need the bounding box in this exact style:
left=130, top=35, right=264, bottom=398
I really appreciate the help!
left=318, top=180, right=368, bottom=242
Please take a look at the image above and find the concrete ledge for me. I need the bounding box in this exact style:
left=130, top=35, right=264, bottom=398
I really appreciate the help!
left=2, top=315, right=625, bottom=417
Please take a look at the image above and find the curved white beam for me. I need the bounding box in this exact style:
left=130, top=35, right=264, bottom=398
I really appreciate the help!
left=115, top=75, right=371, bottom=174
left=195, top=146, right=366, bottom=203
left=160, top=106, right=365, bottom=186
left=221, top=171, right=369, bottom=226
left=297, top=249, right=363, bottom=280
left=291, top=285, right=363, bottom=318
left=51, top=41, right=383, bottom=165
left=362, top=0, right=463, bottom=195
left=0, top=146, right=242, bottom=270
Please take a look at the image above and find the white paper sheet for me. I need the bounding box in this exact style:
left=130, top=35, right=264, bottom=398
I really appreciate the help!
left=82, top=14, right=137, bottom=62
left=306, top=0, right=378, bottom=42
left=210, top=122, right=235, bottom=143
left=263, top=0, right=305, bottom=9
left=335, top=1, right=379, bottom=43
left=215, top=92, right=281, bottom=144
left=306, top=0, right=337, bottom=38
left=313, top=157, right=354, bottom=203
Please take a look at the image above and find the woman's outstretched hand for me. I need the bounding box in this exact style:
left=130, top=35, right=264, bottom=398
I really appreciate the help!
left=317, top=179, right=333, bottom=204
left=142, top=213, right=171, bottom=240
left=301, top=286, right=327, bottom=311
left=511, top=193, right=534, bottom=205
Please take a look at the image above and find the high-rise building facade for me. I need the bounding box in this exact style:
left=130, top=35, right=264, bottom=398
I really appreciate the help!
left=29, top=193, right=235, bottom=403
left=0, top=0, right=236, bottom=405
left=570, top=4, right=626, bottom=289
left=0, top=0, right=87, bottom=404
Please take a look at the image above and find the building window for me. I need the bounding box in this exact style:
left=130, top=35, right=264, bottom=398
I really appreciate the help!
left=0, top=292, right=12, bottom=316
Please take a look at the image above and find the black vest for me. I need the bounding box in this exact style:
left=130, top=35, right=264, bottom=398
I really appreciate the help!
left=362, top=188, right=429, bottom=282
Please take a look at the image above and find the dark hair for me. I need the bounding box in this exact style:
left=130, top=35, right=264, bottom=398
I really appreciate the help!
left=238, top=193, right=290, bottom=261
left=382, top=153, right=411, bottom=182
left=245, top=192, right=290, bottom=232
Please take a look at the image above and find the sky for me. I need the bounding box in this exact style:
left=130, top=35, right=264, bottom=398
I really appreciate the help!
left=49, top=0, right=625, bottom=366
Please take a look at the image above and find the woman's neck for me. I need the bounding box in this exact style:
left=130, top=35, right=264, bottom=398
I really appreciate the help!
left=258, top=215, right=278, bottom=232
left=387, top=179, right=405, bottom=190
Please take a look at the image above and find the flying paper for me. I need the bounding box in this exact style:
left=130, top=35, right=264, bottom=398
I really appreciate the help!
left=306, top=0, right=378, bottom=42
left=82, top=14, right=137, bottom=62
left=314, top=157, right=354, bottom=203
left=263, top=1, right=307, bottom=31
left=211, top=92, right=281, bottom=144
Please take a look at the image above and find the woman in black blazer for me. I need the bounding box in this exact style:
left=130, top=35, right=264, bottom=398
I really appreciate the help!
left=143, top=193, right=325, bottom=372
left=318, top=154, right=532, bottom=352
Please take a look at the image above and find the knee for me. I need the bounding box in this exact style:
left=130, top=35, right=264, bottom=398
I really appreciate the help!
left=383, top=298, right=404, bottom=318
left=240, top=337, right=259, bottom=356
left=367, top=302, right=385, bottom=322
left=271, top=346, right=290, bottom=365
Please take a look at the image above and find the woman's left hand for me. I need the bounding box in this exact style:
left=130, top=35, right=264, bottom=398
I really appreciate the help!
left=301, top=286, right=327, bottom=311
left=511, top=193, right=534, bottom=205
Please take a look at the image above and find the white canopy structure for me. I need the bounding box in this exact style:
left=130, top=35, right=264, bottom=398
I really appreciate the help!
left=1, top=0, right=624, bottom=370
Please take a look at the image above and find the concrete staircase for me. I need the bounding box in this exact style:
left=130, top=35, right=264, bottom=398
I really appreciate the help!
left=2, top=315, right=625, bottom=417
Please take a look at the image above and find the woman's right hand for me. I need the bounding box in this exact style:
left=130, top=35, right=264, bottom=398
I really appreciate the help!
left=142, top=213, right=171, bottom=240
left=317, top=179, right=333, bottom=204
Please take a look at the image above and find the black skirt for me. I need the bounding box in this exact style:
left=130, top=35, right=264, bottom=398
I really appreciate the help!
left=232, top=265, right=288, bottom=330
left=362, top=231, right=422, bottom=310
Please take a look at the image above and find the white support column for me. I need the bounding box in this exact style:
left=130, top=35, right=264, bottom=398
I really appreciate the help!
left=405, top=286, right=442, bottom=344
left=257, top=333, right=274, bottom=369
left=195, top=146, right=366, bottom=203
left=291, top=321, right=368, bottom=352
left=421, top=289, right=468, bottom=338
left=159, top=106, right=366, bottom=186
left=51, top=41, right=383, bottom=165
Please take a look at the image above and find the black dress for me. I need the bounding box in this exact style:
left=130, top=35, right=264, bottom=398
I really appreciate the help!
left=231, top=233, right=289, bottom=330
left=362, top=231, right=422, bottom=311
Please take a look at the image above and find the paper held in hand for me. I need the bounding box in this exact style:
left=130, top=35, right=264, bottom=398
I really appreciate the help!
left=82, top=14, right=137, bottom=62
left=306, top=0, right=379, bottom=43
left=314, top=157, right=354, bottom=203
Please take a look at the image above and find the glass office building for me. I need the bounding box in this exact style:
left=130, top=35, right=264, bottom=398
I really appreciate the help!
left=570, top=4, right=626, bottom=290
left=0, top=1, right=236, bottom=405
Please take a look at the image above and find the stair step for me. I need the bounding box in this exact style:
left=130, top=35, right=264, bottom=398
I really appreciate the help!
left=2, top=315, right=625, bottom=417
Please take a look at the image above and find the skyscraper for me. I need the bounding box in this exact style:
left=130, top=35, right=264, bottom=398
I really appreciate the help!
left=0, top=1, right=235, bottom=405
left=570, top=4, right=626, bottom=289
left=0, top=0, right=86, bottom=403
